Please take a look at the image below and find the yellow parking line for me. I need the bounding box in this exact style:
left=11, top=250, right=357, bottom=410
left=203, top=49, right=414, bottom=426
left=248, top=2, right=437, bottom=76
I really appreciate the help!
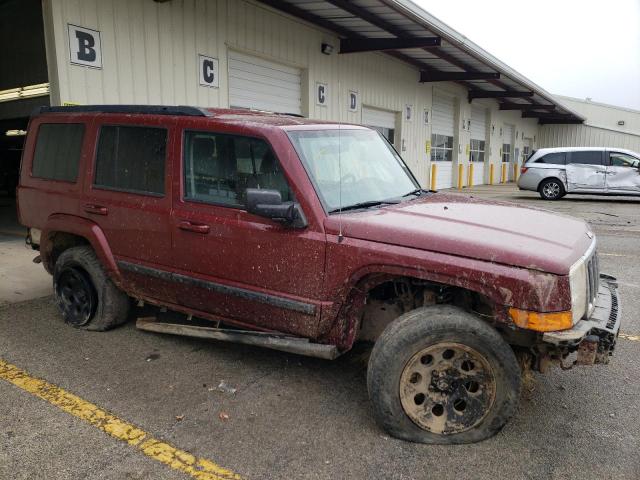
left=619, top=333, right=640, bottom=342
left=0, top=359, right=242, bottom=480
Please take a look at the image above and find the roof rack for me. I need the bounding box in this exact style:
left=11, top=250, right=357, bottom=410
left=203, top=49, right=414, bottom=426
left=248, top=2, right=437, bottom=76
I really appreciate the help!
left=35, top=105, right=213, bottom=117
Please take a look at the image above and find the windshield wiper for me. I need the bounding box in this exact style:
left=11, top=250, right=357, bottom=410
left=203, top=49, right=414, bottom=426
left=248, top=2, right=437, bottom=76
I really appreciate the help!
left=402, top=188, right=430, bottom=198
left=328, top=199, right=400, bottom=214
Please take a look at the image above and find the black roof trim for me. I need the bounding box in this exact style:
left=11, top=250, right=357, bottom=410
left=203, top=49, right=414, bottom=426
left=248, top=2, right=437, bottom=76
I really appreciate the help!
left=35, top=105, right=213, bottom=117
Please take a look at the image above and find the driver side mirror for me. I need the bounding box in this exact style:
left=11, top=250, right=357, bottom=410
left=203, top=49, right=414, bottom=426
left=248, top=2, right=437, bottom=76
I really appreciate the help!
left=245, top=188, right=307, bottom=229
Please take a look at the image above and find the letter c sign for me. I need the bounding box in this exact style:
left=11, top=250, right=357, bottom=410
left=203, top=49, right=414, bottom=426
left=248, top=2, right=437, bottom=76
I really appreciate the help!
left=198, top=54, right=219, bottom=88
left=68, top=24, right=102, bottom=68
left=316, top=82, right=329, bottom=107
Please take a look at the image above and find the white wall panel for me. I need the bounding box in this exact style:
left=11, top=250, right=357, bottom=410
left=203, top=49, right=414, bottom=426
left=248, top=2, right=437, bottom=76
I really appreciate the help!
left=538, top=124, right=640, bottom=152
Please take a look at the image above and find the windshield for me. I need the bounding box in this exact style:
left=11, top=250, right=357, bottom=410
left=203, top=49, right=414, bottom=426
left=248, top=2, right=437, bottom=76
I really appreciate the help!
left=287, top=129, right=419, bottom=212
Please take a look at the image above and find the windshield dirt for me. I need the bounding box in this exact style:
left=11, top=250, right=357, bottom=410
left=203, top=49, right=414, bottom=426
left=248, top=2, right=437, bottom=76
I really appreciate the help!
left=287, top=129, right=419, bottom=212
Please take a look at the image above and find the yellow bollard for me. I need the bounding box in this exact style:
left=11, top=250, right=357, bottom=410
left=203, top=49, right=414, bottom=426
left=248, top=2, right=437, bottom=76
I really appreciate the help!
left=513, top=163, right=518, bottom=181
left=457, top=164, right=464, bottom=190
left=489, top=164, right=494, bottom=185
left=430, top=163, right=437, bottom=191
left=501, top=163, right=507, bottom=183
left=468, top=163, right=474, bottom=188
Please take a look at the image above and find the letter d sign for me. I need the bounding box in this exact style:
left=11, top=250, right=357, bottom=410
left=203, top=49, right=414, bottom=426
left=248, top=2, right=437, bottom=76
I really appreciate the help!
left=68, top=24, right=102, bottom=68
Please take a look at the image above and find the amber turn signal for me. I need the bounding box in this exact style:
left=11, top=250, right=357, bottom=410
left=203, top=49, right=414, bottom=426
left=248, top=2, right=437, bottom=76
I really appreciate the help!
left=508, top=308, right=573, bottom=332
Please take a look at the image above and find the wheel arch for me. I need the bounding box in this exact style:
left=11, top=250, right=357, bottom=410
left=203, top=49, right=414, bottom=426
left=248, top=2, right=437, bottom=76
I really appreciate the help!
left=536, top=173, right=567, bottom=192
left=41, top=214, right=121, bottom=285
left=321, top=264, right=510, bottom=351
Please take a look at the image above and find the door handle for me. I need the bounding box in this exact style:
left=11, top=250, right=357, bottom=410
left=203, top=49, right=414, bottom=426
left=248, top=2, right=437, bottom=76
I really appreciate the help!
left=83, top=204, right=108, bottom=215
left=178, top=221, right=210, bottom=234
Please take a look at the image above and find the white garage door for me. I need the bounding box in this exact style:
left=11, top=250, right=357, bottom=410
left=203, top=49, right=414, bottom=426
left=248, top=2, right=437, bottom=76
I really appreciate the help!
left=431, top=94, right=455, bottom=189
left=470, top=106, right=487, bottom=186
left=228, top=51, right=302, bottom=115
left=362, top=106, right=397, bottom=145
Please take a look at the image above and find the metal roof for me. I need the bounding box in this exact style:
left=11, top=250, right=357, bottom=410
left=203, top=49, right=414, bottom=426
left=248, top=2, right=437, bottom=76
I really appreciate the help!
left=257, top=0, right=585, bottom=124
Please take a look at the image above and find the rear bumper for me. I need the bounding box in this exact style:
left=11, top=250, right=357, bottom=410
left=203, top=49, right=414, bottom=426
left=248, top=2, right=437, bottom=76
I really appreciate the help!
left=517, top=170, right=542, bottom=191
left=542, top=274, right=620, bottom=363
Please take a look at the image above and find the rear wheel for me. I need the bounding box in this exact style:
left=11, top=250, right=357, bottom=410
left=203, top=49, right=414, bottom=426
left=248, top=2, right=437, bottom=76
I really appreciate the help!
left=367, top=305, right=521, bottom=444
left=539, top=178, right=565, bottom=200
left=53, top=246, right=130, bottom=331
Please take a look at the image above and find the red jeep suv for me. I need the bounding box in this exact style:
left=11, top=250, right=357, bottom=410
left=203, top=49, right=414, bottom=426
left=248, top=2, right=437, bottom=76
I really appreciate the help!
left=17, top=105, right=621, bottom=444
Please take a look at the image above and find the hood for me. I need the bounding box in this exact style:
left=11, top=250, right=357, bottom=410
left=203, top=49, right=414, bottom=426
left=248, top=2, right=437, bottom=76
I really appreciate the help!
left=324, top=193, right=593, bottom=275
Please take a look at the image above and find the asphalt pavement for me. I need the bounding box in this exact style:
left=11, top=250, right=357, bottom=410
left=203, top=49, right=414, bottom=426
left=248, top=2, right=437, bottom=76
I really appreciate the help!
left=0, top=185, right=639, bottom=480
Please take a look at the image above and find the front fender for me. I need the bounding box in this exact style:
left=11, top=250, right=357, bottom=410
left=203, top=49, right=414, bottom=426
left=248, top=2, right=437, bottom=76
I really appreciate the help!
left=320, top=242, right=570, bottom=350
left=41, top=214, right=121, bottom=284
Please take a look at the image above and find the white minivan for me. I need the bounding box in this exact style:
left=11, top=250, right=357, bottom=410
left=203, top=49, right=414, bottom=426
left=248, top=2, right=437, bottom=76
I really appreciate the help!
left=518, top=147, right=640, bottom=200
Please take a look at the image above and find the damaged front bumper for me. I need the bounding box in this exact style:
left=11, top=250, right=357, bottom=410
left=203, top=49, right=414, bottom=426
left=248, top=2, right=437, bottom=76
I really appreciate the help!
left=542, top=274, right=621, bottom=365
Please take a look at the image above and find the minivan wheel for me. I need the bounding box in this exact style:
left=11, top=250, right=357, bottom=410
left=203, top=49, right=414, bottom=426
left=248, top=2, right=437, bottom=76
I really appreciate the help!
left=539, top=178, right=565, bottom=200
left=367, top=305, right=521, bottom=444
left=53, top=246, right=130, bottom=331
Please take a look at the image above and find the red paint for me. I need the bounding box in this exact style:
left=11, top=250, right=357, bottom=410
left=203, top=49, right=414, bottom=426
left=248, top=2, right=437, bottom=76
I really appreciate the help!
left=18, top=108, right=591, bottom=350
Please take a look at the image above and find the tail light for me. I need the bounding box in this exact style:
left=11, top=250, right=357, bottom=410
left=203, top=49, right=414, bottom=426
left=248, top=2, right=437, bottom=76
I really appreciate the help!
left=520, top=166, right=528, bottom=174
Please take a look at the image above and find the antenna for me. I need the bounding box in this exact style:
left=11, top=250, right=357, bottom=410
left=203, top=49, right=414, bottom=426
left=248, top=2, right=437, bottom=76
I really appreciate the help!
left=337, top=80, right=344, bottom=243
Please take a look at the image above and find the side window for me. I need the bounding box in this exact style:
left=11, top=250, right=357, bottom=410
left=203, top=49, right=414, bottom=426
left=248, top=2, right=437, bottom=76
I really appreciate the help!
left=501, top=143, right=511, bottom=163
left=568, top=151, right=603, bottom=165
left=609, top=152, right=640, bottom=168
left=32, top=123, right=85, bottom=182
left=535, top=152, right=566, bottom=165
left=94, top=125, right=167, bottom=195
left=183, top=131, right=292, bottom=208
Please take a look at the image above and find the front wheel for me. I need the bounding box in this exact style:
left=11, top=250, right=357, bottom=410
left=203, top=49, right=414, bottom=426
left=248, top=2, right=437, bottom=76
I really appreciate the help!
left=367, top=305, right=521, bottom=444
left=539, top=178, right=565, bottom=200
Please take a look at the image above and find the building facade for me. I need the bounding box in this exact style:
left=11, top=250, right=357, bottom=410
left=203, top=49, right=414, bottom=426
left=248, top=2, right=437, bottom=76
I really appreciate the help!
left=539, top=95, right=640, bottom=152
left=4, top=0, right=636, bottom=196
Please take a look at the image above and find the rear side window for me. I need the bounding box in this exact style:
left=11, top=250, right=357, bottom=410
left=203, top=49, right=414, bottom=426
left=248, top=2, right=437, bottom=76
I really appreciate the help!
left=94, top=125, right=167, bottom=195
left=535, top=152, right=566, bottom=165
left=32, top=123, right=85, bottom=182
left=568, top=151, right=603, bottom=165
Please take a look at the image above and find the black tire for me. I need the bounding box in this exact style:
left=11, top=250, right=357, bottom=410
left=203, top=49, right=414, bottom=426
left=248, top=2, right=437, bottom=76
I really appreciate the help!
left=53, top=246, right=130, bottom=331
left=538, top=178, right=565, bottom=200
left=367, top=305, right=521, bottom=444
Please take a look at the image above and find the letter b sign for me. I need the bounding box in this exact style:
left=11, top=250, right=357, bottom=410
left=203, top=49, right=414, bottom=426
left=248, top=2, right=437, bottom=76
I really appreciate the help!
left=68, top=24, right=102, bottom=68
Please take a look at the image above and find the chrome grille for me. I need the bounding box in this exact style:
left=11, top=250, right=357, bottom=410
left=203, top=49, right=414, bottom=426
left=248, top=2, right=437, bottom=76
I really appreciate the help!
left=585, top=251, right=600, bottom=316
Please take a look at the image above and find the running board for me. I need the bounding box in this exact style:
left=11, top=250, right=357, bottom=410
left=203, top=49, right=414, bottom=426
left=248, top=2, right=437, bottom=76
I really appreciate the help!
left=136, top=317, right=340, bottom=360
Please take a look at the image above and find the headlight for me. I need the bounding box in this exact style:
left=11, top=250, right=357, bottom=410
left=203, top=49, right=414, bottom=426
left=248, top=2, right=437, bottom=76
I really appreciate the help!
left=569, top=256, right=588, bottom=324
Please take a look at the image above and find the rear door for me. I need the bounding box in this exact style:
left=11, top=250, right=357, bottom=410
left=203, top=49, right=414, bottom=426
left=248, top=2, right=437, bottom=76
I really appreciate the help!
left=565, top=150, right=606, bottom=191
left=606, top=151, right=640, bottom=193
left=169, top=128, right=327, bottom=337
left=84, top=118, right=176, bottom=302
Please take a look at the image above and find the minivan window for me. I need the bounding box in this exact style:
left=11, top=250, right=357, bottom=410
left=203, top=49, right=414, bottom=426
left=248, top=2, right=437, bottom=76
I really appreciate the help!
left=609, top=152, right=640, bottom=168
left=535, top=152, right=566, bottom=165
left=32, top=123, right=84, bottom=182
left=94, top=125, right=167, bottom=195
left=568, top=151, right=603, bottom=165
left=183, top=131, right=292, bottom=208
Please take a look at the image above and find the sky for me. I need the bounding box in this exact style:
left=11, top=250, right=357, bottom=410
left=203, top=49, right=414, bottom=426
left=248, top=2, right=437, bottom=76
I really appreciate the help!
left=416, top=0, right=640, bottom=110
